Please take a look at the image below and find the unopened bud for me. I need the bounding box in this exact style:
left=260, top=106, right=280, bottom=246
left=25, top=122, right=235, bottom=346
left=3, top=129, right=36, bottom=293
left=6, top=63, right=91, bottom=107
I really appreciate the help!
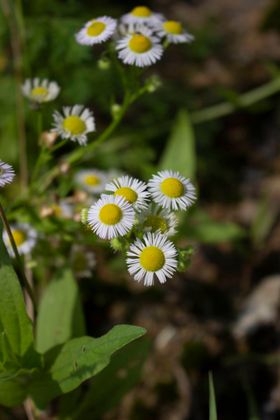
left=80, top=208, right=89, bottom=225
left=98, top=57, right=111, bottom=70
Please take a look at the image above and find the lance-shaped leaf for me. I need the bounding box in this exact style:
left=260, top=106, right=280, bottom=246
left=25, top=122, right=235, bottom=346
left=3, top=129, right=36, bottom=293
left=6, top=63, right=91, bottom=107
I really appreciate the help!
left=0, top=224, right=39, bottom=369
left=71, top=337, right=150, bottom=419
left=36, top=269, right=85, bottom=353
left=29, top=324, right=146, bottom=408
left=160, top=110, right=196, bottom=179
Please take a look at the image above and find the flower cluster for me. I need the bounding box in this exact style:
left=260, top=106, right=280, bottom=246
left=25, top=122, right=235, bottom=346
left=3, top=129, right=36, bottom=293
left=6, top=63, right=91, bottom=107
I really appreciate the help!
left=84, top=170, right=196, bottom=286
left=75, top=6, right=194, bottom=67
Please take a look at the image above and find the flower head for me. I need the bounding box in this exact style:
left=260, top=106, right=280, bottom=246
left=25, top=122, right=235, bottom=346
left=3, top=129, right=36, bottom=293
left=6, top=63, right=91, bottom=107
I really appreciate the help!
left=156, top=20, right=194, bottom=44
left=148, top=170, right=196, bottom=210
left=121, top=6, right=163, bottom=25
left=75, top=169, right=108, bottom=194
left=127, top=232, right=177, bottom=286
left=52, top=105, right=95, bottom=145
left=117, top=27, right=163, bottom=67
left=76, top=16, right=117, bottom=46
left=22, top=78, right=60, bottom=103
left=140, top=204, right=178, bottom=236
left=0, top=161, right=15, bottom=188
left=3, top=223, right=37, bottom=257
left=87, top=194, right=135, bottom=239
left=105, top=175, right=149, bottom=211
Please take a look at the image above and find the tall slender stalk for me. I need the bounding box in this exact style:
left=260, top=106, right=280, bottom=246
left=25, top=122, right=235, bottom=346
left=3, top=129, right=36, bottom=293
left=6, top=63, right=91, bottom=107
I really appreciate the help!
left=1, top=0, right=28, bottom=189
left=0, top=203, right=37, bottom=315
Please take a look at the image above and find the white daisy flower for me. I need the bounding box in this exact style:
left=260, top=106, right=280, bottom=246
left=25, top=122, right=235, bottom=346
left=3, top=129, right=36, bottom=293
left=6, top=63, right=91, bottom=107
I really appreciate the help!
left=51, top=200, right=74, bottom=219
left=140, top=204, right=178, bottom=236
left=3, top=223, right=37, bottom=257
left=52, top=105, right=95, bottom=146
left=148, top=170, right=196, bottom=211
left=105, top=175, right=149, bottom=211
left=0, top=161, right=15, bottom=188
left=71, top=245, right=96, bottom=278
left=75, top=169, right=108, bottom=194
left=121, top=6, right=163, bottom=25
left=127, top=232, right=177, bottom=286
left=156, top=20, right=194, bottom=44
left=87, top=194, right=135, bottom=239
left=116, top=27, right=163, bottom=67
left=76, top=16, right=117, bottom=46
left=22, top=78, right=60, bottom=103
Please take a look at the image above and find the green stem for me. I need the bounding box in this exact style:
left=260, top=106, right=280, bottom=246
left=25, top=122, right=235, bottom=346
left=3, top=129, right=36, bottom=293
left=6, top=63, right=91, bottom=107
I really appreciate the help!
left=0, top=203, right=37, bottom=315
left=190, top=77, right=280, bottom=124
left=37, top=92, right=134, bottom=192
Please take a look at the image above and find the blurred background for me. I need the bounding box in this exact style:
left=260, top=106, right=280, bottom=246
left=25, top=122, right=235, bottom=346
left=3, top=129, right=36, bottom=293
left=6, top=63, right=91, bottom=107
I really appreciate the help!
left=1, top=0, right=280, bottom=419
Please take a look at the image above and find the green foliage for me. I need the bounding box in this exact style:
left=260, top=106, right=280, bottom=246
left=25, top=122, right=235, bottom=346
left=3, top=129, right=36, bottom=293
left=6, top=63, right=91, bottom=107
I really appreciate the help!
left=179, top=210, right=245, bottom=243
left=36, top=269, right=85, bottom=353
left=0, top=226, right=146, bottom=409
left=160, top=109, right=196, bottom=179
left=209, top=372, right=218, bottom=420
left=71, top=337, right=150, bottom=419
left=0, top=226, right=39, bottom=369
left=29, top=325, right=146, bottom=408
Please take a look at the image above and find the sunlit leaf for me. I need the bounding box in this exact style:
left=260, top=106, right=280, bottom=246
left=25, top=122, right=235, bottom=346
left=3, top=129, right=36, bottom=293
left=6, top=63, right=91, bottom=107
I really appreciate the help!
left=36, top=269, right=85, bottom=353
left=160, top=110, right=196, bottom=179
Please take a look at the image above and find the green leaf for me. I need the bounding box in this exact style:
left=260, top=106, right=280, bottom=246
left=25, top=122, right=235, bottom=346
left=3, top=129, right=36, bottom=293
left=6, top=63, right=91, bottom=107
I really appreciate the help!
left=0, top=225, right=38, bottom=368
left=36, top=269, right=85, bottom=353
left=160, top=109, right=196, bottom=179
left=209, top=372, right=218, bottom=420
left=179, top=210, right=245, bottom=243
left=0, top=368, right=37, bottom=407
left=29, top=324, right=146, bottom=408
left=71, top=337, right=150, bottom=419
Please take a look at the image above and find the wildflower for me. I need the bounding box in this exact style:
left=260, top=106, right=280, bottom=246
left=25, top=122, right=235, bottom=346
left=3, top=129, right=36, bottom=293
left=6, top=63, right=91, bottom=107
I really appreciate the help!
left=156, top=20, right=194, bottom=44
left=126, top=232, right=177, bottom=286
left=3, top=223, right=37, bottom=257
left=22, top=78, right=60, bottom=103
left=148, top=170, right=196, bottom=210
left=75, top=169, right=108, bottom=194
left=52, top=105, right=95, bottom=145
left=71, top=245, right=96, bottom=278
left=0, top=160, right=15, bottom=188
left=117, top=27, right=163, bottom=67
left=50, top=200, right=73, bottom=219
left=76, top=16, right=117, bottom=46
left=140, top=204, right=178, bottom=236
left=87, top=195, right=135, bottom=239
left=105, top=175, right=149, bottom=211
left=121, top=6, right=163, bottom=25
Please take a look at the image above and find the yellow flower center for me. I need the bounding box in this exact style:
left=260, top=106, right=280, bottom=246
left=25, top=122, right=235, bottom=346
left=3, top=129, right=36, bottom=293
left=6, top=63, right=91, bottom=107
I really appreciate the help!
left=131, top=6, right=152, bottom=17
left=140, top=246, right=165, bottom=271
left=160, top=178, right=184, bottom=198
left=163, top=21, right=183, bottom=35
left=12, top=229, right=26, bottom=247
left=129, top=34, right=152, bottom=53
left=63, top=116, right=86, bottom=135
left=31, top=86, right=48, bottom=97
left=51, top=204, right=62, bottom=217
left=145, top=215, right=168, bottom=233
left=87, top=21, right=106, bottom=37
left=84, top=175, right=101, bottom=186
left=99, top=204, right=122, bottom=225
left=114, top=187, right=138, bottom=204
